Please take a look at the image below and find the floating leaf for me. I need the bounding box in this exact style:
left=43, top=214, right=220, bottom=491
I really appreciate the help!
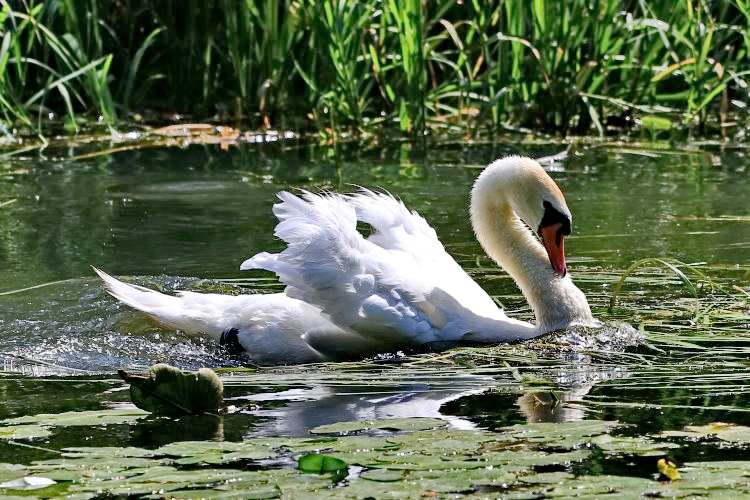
left=62, top=446, right=155, bottom=458
left=119, top=363, right=223, bottom=415
left=0, top=424, right=53, bottom=440
left=591, top=434, right=680, bottom=456
left=297, top=453, right=348, bottom=474
left=155, top=440, right=275, bottom=464
left=310, top=417, right=446, bottom=435
left=359, top=468, right=406, bottom=482
left=659, top=422, right=750, bottom=443
left=2, top=409, right=149, bottom=427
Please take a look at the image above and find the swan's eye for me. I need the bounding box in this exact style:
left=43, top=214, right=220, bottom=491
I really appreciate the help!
left=538, top=200, right=571, bottom=236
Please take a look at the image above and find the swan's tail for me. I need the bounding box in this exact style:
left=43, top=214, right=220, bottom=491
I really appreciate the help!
left=94, top=267, right=177, bottom=312
left=93, top=267, right=222, bottom=339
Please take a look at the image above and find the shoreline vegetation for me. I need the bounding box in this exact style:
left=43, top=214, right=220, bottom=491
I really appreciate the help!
left=1, top=0, right=749, bottom=148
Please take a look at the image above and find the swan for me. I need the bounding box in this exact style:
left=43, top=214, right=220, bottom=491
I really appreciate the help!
left=96, top=156, right=597, bottom=365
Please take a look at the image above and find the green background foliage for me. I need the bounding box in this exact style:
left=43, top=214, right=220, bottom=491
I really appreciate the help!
left=1, top=1, right=749, bottom=137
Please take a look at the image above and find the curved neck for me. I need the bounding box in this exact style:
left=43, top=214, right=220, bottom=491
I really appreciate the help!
left=470, top=165, right=595, bottom=332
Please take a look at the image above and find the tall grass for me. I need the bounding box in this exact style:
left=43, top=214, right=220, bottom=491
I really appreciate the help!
left=0, top=1, right=115, bottom=133
left=0, top=0, right=748, bottom=140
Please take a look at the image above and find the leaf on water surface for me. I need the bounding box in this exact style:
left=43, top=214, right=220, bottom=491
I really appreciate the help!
left=499, top=419, right=622, bottom=448
left=144, top=486, right=281, bottom=499
left=518, top=470, right=576, bottom=485
left=659, top=422, right=750, bottom=443
left=359, top=468, right=406, bottom=482
left=3, top=417, right=750, bottom=498
left=1, top=409, right=149, bottom=427
left=61, top=446, right=155, bottom=458
left=310, top=417, right=447, bottom=434
left=155, top=440, right=275, bottom=463
left=0, top=424, right=53, bottom=440
left=591, top=434, right=680, bottom=456
left=119, top=363, right=223, bottom=416
left=297, top=453, right=348, bottom=474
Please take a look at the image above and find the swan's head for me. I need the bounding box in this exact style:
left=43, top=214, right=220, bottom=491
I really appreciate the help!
left=471, top=156, right=573, bottom=277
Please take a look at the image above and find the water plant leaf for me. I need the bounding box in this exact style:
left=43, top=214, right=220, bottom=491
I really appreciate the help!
left=659, top=422, right=750, bottom=443
left=310, top=417, right=447, bottom=435
left=591, top=434, right=680, bottom=456
left=1, top=409, right=149, bottom=427
left=0, top=424, right=53, bottom=440
left=1, top=425, right=750, bottom=498
left=500, top=420, right=622, bottom=449
left=119, top=363, right=223, bottom=416
left=297, top=453, right=348, bottom=474
left=155, top=440, right=275, bottom=464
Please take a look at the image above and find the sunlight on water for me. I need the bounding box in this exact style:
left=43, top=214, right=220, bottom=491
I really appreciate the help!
left=0, top=143, right=749, bottom=448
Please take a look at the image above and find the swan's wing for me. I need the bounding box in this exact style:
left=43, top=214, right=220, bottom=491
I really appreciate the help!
left=350, top=190, right=505, bottom=318
left=241, top=191, right=523, bottom=347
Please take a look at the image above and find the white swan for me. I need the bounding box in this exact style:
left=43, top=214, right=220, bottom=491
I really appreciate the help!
left=96, top=156, right=597, bottom=365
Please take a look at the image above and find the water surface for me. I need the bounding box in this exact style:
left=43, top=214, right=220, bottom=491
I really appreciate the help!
left=0, top=142, right=748, bottom=471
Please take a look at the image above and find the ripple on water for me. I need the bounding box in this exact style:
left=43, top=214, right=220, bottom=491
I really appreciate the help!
left=0, top=277, right=247, bottom=375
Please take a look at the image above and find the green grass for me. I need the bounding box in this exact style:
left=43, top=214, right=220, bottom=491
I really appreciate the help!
left=0, top=0, right=748, bottom=141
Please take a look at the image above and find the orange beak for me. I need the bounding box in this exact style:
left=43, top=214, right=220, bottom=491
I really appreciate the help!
left=540, top=222, right=567, bottom=277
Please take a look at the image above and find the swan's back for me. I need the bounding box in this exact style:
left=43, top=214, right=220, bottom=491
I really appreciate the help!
left=242, top=190, right=533, bottom=348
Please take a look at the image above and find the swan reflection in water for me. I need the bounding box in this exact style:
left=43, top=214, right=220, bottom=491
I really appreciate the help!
left=231, top=361, right=631, bottom=438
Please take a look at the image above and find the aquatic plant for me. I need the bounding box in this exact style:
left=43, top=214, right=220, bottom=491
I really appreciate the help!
left=1, top=0, right=749, bottom=140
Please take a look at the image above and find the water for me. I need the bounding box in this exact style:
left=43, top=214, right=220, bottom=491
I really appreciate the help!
left=0, top=142, right=749, bottom=468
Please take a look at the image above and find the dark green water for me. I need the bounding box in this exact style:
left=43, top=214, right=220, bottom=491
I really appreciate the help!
left=0, top=141, right=749, bottom=472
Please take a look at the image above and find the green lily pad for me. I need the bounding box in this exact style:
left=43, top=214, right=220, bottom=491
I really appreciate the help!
left=1, top=409, right=149, bottom=427
left=155, top=440, right=275, bottom=464
left=359, top=468, right=406, bottom=482
left=0, top=424, right=53, bottom=440
left=62, top=446, right=155, bottom=458
left=119, top=363, right=223, bottom=416
left=310, top=417, right=447, bottom=435
left=3, top=414, right=750, bottom=498
left=501, top=419, right=621, bottom=439
left=659, top=422, right=750, bottom=443
left=298, top=453, right=348, bottom=473
left=591, top=434, right=680, bottom=456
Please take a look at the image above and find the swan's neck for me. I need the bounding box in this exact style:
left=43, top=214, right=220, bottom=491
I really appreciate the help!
left=471, top=169, right=595, bottom=333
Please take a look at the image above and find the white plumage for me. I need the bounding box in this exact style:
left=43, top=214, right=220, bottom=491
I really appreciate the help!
left=97, top=156, right=598, bottom=364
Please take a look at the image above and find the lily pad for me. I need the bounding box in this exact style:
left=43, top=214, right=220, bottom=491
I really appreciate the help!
left=591, top=434, right=680, bottom=456
left=1, top=409, right=149, bottom=427
left=659, top=422, right=750, bottom=443
left=0, top=424, right=53, bottom=440
left=310, top=417, right=447, bottom=435
left=297, top=453, right=348, bottom=473
left=156, top=440, right=275, bottom=465
left=1, top=413, right=750, bottom=498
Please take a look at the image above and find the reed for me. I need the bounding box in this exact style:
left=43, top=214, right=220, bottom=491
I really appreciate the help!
left=0, top=0, right=747, bottom=140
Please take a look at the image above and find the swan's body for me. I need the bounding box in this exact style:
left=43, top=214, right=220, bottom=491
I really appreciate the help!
left=97, top=156, right=597, bottom=365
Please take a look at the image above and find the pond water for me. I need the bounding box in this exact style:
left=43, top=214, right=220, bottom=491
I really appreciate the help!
left=0, top=141, right=749, bottom=496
